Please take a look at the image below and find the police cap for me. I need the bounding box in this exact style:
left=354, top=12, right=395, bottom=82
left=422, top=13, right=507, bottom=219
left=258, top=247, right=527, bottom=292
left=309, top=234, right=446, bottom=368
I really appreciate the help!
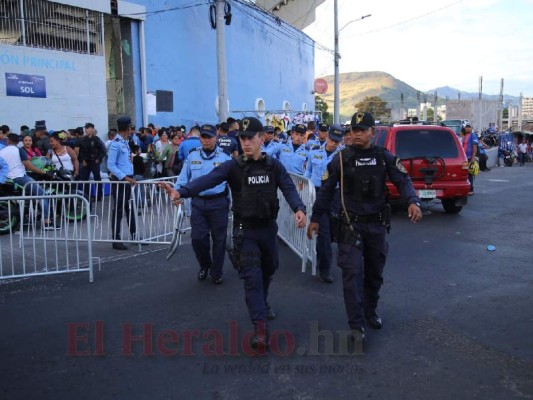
left=328, top=124, right=344, bottom=142
left=238, top=117, right=263, bottom=137
left=264, top=125, right=275, bottom=134
left=350, top=112, right=375, bottom=130
left=117, top=116, right=131, bottom=130
left=294, top=124, right=306, bottom=134
left=200, top=124, right=217, bottom=137
left=318, top=122, right=329, bottom=132
left=35, top=120, right=47, bottom=131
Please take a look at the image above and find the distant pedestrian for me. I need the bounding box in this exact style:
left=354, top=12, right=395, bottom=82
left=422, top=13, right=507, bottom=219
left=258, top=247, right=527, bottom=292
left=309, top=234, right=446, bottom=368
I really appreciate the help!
left=518, top=139, right=528, bottom=166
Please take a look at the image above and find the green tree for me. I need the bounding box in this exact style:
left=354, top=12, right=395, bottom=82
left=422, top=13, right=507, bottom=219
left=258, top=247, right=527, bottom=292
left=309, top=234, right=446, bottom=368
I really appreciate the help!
left=503, top=108, right=509, bottom=118
left=353, top=96, right=391, bottom=121
left=315, top=96, right=333, bottom=124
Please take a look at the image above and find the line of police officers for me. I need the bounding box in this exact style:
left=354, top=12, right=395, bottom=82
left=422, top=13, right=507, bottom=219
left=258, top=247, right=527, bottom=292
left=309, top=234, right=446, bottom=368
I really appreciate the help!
left=156, top=111, right=422, bottom=352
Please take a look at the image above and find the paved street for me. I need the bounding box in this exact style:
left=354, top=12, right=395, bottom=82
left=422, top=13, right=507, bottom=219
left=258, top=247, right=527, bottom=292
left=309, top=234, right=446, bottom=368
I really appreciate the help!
left=1, top=164, right=532, bottom=399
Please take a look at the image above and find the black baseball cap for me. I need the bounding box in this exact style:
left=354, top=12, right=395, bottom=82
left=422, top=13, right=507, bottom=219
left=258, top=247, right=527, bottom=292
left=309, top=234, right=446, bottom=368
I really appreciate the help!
left=264, top=125, right=275, bottom=134
left=294, top=124, right=307, bottom=134
left=238, top=117, right=263, bottom=137
left=328, top=124, right=344, bottom=142
left=351, top=112, right=375, bottom=130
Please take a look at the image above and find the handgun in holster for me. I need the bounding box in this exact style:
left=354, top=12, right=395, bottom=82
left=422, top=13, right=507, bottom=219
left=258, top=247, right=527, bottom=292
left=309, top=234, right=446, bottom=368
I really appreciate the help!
left=226, top=224, right=245, bottom=272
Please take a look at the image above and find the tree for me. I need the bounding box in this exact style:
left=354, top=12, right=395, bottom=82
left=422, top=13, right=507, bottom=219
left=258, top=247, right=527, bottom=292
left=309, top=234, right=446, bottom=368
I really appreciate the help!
left=315, top=96, right=332, bottom=124
left=353, top=96, right=391, bottom=121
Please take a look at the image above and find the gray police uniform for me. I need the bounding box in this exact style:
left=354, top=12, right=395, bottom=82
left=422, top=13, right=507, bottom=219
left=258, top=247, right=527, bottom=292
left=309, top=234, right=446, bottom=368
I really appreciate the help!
left=311, top=144, right=420, bottom=330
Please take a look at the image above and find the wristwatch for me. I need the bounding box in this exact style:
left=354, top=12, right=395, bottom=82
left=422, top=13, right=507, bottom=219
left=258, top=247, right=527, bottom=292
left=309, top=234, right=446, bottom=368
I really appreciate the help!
left=411, top=201, right=421, bottom=207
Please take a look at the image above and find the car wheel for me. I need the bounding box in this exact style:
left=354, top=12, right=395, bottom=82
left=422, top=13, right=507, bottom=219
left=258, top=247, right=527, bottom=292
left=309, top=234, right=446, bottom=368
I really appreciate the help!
left=442, top=199, right=463, bottom=214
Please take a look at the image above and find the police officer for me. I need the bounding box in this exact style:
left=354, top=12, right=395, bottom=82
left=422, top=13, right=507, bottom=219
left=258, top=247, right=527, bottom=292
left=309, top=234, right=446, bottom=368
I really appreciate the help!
left=261, top=126, right=281, bottom=159
left=175, top=124, right=231, bottom=284
left=161, top=117, right=306, bottom=351
left=107, top=116, right=138, bottom=250
left=307, top=112, right=422, bottom=343
left=306, top=122, right=329, bottom=150
left=304, top=124, right=343, bottom=283
left=279, top=124, right=309, bottom=175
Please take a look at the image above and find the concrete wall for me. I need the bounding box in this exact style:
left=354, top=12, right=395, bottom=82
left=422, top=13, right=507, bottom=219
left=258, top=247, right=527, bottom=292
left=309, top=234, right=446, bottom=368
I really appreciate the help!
left=133, top=0, right=315, bottom=128
left=0, top=44, right=108, bottom=134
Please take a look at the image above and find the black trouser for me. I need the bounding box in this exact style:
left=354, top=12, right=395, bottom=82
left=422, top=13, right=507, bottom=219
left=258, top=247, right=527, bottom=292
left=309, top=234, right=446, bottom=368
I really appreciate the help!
left=80, top=160, right=102, bottom=198
left=479, top=153, right=489, bottom=171
left=110, top=179, right=136, bottom=240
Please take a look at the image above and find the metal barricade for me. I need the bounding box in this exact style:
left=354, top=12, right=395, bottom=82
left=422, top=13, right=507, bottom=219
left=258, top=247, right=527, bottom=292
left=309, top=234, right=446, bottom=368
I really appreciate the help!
left=276, top=173, right=317, bottom=274
left=24, top=177, right=180, bottom=245
left=0, top=194, right=95, bottom=282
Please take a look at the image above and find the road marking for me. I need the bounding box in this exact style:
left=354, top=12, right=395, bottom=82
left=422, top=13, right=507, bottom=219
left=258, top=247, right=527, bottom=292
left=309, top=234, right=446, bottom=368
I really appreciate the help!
left=488, top=179, right=509, bottom=182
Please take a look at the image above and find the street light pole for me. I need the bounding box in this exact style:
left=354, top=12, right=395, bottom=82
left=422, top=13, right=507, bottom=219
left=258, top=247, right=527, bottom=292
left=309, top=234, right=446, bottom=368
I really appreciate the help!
left=333, top=0, right=340, bottom=124
left=216, top=0, right=228, bottom=123
left=333, top=9, right=371, bottom=124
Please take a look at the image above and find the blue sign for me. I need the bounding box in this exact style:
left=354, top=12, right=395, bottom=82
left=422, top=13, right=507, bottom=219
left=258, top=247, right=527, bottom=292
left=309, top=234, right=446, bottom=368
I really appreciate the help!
left=5, top=73, right=46, bottom=98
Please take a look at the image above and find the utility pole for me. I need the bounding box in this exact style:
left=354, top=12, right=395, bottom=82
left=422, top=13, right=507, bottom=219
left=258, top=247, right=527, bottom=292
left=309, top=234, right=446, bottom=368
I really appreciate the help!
left=333, top=6, right=371, bottom=125
left=216, top=0, right=228, bottom=122
left=333, top=0, right=340, bottom=124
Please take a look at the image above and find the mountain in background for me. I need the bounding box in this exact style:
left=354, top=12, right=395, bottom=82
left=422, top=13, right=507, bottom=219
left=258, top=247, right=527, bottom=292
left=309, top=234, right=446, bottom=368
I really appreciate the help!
left=319, top=72, right=519, bottom=121
left=424, top=86, right=519, bottom=105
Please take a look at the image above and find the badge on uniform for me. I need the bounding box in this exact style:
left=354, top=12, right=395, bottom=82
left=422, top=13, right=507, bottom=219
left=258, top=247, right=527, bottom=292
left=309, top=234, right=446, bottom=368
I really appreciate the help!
left=321, top=170, right=329, bottom=181
left=395, top=158, right=408, bottom=174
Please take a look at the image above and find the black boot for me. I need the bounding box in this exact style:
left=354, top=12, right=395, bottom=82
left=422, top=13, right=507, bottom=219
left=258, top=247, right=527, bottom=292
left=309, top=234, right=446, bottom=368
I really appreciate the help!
left=250, top=321, right=269, bottom=352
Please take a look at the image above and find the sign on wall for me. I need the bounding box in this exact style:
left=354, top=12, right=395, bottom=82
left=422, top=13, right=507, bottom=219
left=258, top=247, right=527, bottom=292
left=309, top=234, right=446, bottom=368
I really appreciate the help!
left=5, top=73, right=47, bottom=98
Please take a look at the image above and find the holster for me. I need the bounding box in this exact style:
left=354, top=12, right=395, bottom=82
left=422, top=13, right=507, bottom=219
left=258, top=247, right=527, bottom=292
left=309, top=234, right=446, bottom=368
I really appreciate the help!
left=226, top=224, right=245, bottom=272
left=381, top=204, right=392, bottom=233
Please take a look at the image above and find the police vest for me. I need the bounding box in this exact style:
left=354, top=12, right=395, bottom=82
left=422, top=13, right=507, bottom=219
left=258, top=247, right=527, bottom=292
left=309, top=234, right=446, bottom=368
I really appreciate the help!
left=341, top=146, right=387, bottom=202
left=232, top=155, right=279, bottom=220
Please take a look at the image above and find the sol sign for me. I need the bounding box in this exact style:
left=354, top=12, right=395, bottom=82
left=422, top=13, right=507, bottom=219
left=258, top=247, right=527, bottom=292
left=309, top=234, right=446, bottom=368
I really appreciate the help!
left=5, top=72, right=46, bottom=98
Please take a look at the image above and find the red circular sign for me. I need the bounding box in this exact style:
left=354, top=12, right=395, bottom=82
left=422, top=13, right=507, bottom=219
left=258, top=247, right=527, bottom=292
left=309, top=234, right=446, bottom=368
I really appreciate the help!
left=314, top=78, right=328, bottom=94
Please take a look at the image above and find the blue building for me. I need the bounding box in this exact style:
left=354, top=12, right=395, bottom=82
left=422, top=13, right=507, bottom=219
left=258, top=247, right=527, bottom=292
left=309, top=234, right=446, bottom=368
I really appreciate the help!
left=0, top=0, right=319, bottom=133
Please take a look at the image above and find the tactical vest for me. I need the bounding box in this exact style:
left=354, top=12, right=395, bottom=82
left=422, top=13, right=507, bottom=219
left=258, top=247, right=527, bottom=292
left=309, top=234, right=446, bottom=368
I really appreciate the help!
left=232, top=155, right=279, bottom=220
left=341, top=146, right=387, bottom=202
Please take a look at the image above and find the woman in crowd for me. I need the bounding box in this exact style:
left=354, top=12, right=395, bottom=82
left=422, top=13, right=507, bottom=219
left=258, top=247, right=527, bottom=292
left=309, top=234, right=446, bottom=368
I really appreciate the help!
left=47, top=132, right=79, bottom=177
left=21, top=133, right=42, bottom=158
left=160, top=133, right=182, bottom=177
left=154, top=129, right=169, bottom=177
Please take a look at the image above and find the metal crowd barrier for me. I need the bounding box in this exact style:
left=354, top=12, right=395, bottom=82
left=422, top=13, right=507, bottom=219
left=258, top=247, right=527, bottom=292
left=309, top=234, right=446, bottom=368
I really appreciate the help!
left=276, top=173, right=317, bottom=274
left=23, top=177, right=180, bottom=246
left=0, top=194, right=95, bottom=282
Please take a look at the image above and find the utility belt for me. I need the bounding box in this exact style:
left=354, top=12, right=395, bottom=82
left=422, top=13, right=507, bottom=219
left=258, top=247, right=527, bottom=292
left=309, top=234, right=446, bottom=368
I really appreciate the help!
left=232, top=217, right=274, bottom=229
left=347, top=211, right=386, bottom=223
left=331, top=205, right=392, bottom=243
left=109, top=174, right=133, bottom=181
left=196, top=189, right=228, bottom=200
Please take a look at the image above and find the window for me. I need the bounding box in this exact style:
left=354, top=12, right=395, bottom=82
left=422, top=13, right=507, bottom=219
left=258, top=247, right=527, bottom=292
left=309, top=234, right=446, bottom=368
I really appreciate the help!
left=156, top=90, right=173, bottom=112
left=395, top=129, right=459, bottom=159
left=0, top=0, right=103, bottom=55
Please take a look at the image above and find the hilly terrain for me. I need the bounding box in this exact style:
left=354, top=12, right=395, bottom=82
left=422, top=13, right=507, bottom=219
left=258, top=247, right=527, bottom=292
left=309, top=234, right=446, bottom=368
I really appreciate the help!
left=319, top=71, right=519, bottom=121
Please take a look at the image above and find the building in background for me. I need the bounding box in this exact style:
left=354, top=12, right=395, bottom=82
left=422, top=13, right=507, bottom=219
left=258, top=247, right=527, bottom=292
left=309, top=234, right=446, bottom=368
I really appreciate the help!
left=0, top=0, right=318, bottom=134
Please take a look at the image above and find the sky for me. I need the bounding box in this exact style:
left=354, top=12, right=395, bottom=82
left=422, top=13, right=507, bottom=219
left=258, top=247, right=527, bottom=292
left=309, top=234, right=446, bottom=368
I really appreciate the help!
left=303, top=0, right=533, bottom=97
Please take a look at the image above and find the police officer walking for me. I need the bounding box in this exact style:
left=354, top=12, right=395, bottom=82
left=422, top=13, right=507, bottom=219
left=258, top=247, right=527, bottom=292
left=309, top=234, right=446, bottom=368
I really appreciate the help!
left=304, top=124, right=343, bottom=283
left=279, top=124, right=309, bottom=175
left=174, top=124, right=231, bottom=284
left=307, top=112, right=422, bottom=344
left=161, top=117, right=306, bottom=351
left=107, top=116, right=138, bottom=250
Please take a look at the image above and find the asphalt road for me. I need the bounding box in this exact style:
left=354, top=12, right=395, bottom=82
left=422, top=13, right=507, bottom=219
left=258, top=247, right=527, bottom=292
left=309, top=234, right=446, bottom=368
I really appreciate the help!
left=1, top=164, right=532, bottom=399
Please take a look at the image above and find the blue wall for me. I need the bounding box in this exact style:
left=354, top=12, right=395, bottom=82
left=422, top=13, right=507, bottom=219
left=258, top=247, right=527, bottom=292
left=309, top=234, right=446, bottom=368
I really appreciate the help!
left=130, top=1, right=315, bottom=129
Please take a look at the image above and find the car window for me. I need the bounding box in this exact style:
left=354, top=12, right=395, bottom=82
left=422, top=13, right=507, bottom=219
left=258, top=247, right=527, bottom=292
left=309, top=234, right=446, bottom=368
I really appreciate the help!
left=395, top=129, right=459, bottom=159
left=375, top=129, right=388, bottom=147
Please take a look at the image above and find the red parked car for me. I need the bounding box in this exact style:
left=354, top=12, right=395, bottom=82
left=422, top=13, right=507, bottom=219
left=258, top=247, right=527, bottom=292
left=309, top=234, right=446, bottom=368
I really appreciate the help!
left=373, top=123, right=470, bottom=213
